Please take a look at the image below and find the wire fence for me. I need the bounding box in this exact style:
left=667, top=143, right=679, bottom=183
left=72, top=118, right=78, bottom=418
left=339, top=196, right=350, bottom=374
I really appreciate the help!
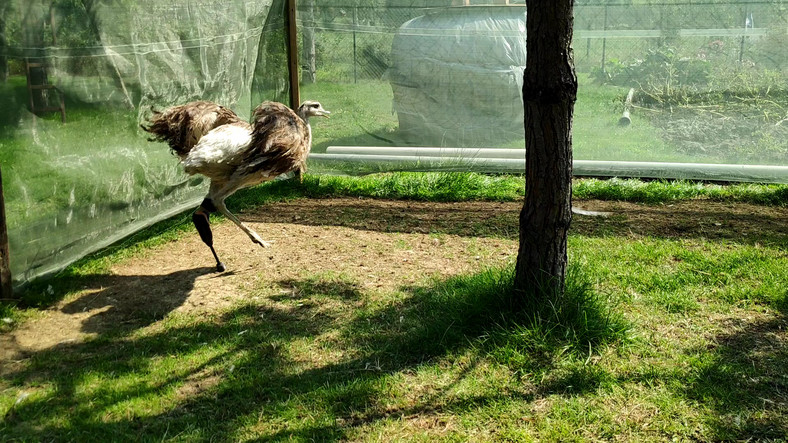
left=300, top=2, right=786, bottom=85
left=299, top=1, right=786, bottom=162
left=0, top=0, right=785, bottom=286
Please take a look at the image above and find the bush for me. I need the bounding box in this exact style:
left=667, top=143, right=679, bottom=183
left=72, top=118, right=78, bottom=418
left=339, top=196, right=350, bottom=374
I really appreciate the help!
left=592, top=45, right=711, bottom=96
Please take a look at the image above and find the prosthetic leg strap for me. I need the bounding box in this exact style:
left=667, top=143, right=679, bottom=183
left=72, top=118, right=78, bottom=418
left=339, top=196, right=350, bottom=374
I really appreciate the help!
left=192, top=211, right=214, bottom=246
left=193, top=198, right=218, bottom=246
left=192, top=198, right=226, bottom=272
left=201, top=198, right=218, bottom=213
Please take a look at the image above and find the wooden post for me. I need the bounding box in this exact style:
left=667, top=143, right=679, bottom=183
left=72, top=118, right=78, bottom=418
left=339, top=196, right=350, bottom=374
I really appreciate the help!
left=286, top=0, right=305, bottom=182
left=286, top=0, right=301, bottom=110
left=50, top=6, right=58, bottom=46
left=301, top=0, right=316, bottom=84
left=0, top=166, right=12, bottom=299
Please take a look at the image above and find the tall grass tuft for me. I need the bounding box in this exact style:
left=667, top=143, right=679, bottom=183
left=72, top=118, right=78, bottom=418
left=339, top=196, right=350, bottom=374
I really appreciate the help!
left=373, top=264, right=628, bottom=374
left=484, top=265, right=629, bottom=376
left=299, top=172, right=524, bottom=202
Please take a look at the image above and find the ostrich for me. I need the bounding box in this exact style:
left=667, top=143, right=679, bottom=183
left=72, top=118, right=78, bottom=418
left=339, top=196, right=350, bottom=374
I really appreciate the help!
left=142, top=100, right=330, bottom=271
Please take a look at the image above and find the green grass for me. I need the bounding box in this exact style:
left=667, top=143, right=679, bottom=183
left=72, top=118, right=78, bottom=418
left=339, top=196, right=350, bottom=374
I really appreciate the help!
left=2, top=225, right=786, bottom=440
left=574, top=177, right=788, bottom=206
left=1, top=67, right=787, bottom=440
left=2, top=172, right=787, bottom=440
left=2, top=72, right=784, bottom=282
left=255, top=173, right=787, bottom=207
left=8, top=172, right=786, bottom=307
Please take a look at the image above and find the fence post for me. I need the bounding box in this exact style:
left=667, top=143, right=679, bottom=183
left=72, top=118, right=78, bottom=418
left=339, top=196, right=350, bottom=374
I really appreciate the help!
left=601, top=4, right=608, bottom=72
left=739, top=10, right=752, bottom=64
left=0, top=166, right=12, bottom=300
left=286, top=0, right=301, bottom=110
left=353, top=7, right=358, bottom=83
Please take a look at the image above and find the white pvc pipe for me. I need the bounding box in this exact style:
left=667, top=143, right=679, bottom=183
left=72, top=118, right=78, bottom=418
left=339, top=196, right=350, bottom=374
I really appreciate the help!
left=311, top=153, right=521, bottom=169
left=573, top=160, right=788, bottom=183
left=326, top=146, right=524, bottom=159
left=309, top=152, right=788, bottom=183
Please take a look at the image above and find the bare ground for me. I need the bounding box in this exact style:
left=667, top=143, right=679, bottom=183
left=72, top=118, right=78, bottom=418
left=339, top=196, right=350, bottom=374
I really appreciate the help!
left=1, top=198, right=786, bottom=367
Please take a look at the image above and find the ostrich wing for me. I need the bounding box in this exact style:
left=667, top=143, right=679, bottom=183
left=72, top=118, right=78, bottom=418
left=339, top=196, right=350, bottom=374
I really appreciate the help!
left=237, top=103, right=311, bottom=179
left=143, top=101, right=249, bottom=158
left=181, top=124, right=253, bottom=180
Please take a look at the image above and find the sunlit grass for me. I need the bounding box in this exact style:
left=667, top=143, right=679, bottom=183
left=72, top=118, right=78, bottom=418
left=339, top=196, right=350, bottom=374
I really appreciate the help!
left=8, top=172, right=785, bottom=308
left=2, top=228, right=786, bottom=440
left=0, top=94, right=786, bottom=440
left=574, top=177, right=788, bottom=206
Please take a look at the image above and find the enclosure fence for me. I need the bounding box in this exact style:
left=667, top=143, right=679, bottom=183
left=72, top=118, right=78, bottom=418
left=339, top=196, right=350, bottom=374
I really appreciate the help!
left=0, top=0, right=785, bottom=286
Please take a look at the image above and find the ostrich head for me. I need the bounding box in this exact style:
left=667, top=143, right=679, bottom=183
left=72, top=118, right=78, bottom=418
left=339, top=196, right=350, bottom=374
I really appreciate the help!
left=297, top=101, right=330, bottom=121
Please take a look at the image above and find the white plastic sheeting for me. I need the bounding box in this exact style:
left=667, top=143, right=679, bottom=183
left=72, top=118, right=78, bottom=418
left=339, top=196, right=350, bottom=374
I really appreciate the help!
left=0, top=0, right=289, bottom=285
left=389, top=6, right=527, bottom=146
left=0, top=1, right=786, bottom=286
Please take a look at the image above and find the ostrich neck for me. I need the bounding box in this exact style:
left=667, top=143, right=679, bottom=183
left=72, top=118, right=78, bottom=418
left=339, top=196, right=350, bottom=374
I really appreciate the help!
left=299, top=113, right=313, bottom=148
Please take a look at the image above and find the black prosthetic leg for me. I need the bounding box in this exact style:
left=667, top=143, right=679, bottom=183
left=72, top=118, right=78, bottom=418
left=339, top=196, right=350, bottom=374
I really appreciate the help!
left=192, top=198, right=226, bottom=272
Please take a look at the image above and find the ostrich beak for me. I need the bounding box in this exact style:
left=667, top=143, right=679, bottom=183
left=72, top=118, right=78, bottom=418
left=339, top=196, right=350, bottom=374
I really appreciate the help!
left=319, top=110, right=331, bottom=119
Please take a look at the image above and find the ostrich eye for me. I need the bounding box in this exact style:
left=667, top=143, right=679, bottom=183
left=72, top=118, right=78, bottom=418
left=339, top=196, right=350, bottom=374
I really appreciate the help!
left=310, top=104, right=319, bottom=108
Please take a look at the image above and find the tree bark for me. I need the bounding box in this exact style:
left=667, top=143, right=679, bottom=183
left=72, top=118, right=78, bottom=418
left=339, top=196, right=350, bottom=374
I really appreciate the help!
left=81, top=0, right=135, bottom=108
left=23, top=1, right=49, bottom=109
left=514, top=0, right=577, bottom=300
left=0, top=1, right=8, bottom=83
left=300, top=0, right=316, bottom=84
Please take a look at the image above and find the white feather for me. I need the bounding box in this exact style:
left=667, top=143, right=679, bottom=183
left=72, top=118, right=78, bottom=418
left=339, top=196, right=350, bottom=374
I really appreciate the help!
left=182, top=125, right=252, bottom=175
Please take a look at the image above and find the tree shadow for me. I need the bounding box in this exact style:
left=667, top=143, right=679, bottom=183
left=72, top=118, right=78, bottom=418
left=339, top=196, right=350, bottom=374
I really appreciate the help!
left=234, top=197, right=787, bottom=248
left=0, top=272, right=534, bottom=441
left=273, top=276, right=364, bottom=302
left=684, top=311, right=788, bottom=440
left=239, top=198, right=520, bottom=239
left=571, top=203, right=788, bottom=248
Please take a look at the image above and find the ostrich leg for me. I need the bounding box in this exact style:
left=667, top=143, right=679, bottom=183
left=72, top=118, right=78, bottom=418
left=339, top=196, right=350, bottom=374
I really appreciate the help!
left=214, top=199, right=273, bottom=248
left=193, top=198, right=226, bottom=272
left=208, top=182, right=273, bottom=248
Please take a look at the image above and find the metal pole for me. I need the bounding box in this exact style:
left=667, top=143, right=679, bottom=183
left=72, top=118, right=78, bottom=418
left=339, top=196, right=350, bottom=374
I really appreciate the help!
left=601, top=4, right=608, bottom=72
left=0, top=166, right=13, bottom=299
left=353, top=7, right=358, bottom=83
left=286, top=0, right=301, bottom=110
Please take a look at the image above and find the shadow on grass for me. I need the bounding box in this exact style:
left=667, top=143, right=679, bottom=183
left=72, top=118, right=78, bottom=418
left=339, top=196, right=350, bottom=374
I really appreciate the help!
left=57, top=267, right=218, bottom=334
left=234, top=187, right=788, bottom=248
left=685, top=310, right=788, bottom=440
left=1, top=267, right=217, bottom=362
left=15, top=177, right=784, bottom=317
left=1, top=266, right=624, bottom=441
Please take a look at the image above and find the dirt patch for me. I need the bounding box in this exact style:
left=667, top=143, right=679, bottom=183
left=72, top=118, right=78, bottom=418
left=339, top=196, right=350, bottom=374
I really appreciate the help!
left=1, top=198, right=786, bottom=366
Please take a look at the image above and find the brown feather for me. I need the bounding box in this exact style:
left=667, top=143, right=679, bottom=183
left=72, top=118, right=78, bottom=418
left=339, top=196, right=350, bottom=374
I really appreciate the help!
left=141, top=101, right=248, bottom=158
left=238, top=101, right=311, bottom=178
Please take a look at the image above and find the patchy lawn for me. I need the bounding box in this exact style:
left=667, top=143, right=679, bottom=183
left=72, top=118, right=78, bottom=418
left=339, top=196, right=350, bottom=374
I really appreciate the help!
left=1, top=197, right=787, bottom=441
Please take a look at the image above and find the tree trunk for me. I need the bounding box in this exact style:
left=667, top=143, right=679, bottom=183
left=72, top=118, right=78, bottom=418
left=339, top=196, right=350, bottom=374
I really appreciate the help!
left=514, top=0, right=577, bottom=300
left=23, top=1, right=49, bottom=109
left=301, top=0, right=316, bottom=84
left=81, top=0, right=134, bottom=108
left=0, top=1, right=8, bottom=83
